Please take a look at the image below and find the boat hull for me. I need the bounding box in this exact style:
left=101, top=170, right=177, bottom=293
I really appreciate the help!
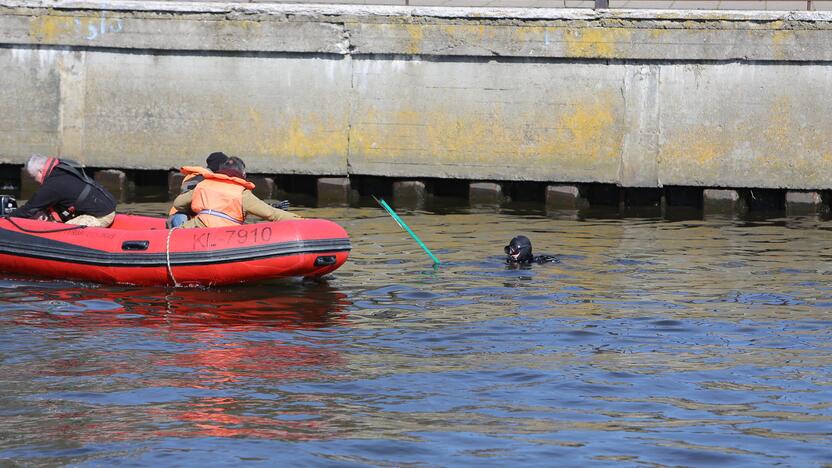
left=0, top=215, right=351, bottom=286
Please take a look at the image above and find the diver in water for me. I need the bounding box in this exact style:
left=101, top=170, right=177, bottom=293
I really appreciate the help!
left=504, top=235, right=558, bottom=265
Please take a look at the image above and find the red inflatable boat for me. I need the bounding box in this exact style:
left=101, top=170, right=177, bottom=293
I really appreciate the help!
left=0, top=214, right=351, bottom=286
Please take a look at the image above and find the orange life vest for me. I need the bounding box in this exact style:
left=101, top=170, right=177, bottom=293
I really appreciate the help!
left=168, top=166, right=213, bottom=216
left=190, top=171, right=256, bottom=228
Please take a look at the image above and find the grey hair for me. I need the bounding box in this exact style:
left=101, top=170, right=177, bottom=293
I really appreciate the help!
left=26, top=154, right=49, bottom=179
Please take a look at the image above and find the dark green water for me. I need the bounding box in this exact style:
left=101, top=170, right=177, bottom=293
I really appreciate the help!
left=0, top=204, right=830, bottom=466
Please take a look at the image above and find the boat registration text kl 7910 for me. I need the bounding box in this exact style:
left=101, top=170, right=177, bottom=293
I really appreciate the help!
left=191, top=227, right=273, bottom=249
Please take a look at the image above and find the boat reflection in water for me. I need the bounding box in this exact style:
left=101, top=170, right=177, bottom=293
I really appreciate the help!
left=3, top=279, right=352, bottom=444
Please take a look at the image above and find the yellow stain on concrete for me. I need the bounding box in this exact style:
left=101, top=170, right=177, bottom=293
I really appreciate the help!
left=557, top=100, right=615, bottom=158
left=404, top=24, right=425, bottom=55
left=277, top=116, right=348, bottom=158
left=350, top=93, right=621, bottom=169
left=203, top=106, right=348, bottom=160
left=660, top=128, right=732, bottom=169
left=758, top=95, right=830, bottom=182
left=764, top=96, right=793, bottom=152
left=564, top=27, right=632, bottom=58
left=29, top=15, right=73, bottom=42
left=29, top=14, right=126, bottom=43
left=769, top=29, right=794, bottom=61
left=661, top=92, right=832, bottom=186
left=511, top=25, right=549, bottom=43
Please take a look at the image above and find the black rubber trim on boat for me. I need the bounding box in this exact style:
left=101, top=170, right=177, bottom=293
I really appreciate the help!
left=0, top=229, right=351, bottom=267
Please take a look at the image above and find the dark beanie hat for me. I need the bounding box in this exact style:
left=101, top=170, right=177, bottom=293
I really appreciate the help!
left=217, top=156, right=247, bottom=180
left=206, top=152, right=229, bottom=172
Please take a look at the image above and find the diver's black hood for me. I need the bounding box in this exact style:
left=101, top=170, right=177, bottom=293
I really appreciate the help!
left=505, top=235, right=533, bottom=263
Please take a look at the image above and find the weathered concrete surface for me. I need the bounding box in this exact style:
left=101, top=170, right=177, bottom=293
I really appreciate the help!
left=350, top=59, right=625, bottom=182
left=81, top=51, right=351, bottom=174
left=657, top=63, right=832, bottom=190
left=0, top=48, right=61, bottom=161
left=2, top=2, right=832, bottom=189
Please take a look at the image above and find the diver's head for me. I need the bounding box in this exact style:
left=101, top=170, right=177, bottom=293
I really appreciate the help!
left=505, top=235, right=533, bottom=263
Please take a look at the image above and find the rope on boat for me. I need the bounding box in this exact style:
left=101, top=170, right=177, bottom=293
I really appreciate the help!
left=165, top=226, right=180, bottom=287
left=3, top=215, right=87, bottom=233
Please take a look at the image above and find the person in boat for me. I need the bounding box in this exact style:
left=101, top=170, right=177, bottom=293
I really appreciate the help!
left=179, top=151, right=229, bottom=193
left=167, top=151, right=230, bottom=228
left=11, top=155, right=117, bottom=228
left=171, top=156, right=300, bottom=228
left=504, top=235, right=558, bottom=265
left=167, top=152, right=291, bottom=228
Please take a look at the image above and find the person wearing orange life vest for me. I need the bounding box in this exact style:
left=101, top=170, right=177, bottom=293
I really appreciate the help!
left=167, top=152, right=229, bottom=227
left=179, top=151, right=229, bottom=193
left=171, top=157, right=300, bottom=229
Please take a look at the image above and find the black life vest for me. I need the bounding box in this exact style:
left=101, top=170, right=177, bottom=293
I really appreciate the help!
left=42, top=158, right=117, bottom=221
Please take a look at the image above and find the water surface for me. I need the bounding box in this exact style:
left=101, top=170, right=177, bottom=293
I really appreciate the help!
left=1, top=204, right=831, bottom=466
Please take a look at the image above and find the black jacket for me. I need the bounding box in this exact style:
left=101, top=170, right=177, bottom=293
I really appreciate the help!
left=15, top=164, right=117, bottom=220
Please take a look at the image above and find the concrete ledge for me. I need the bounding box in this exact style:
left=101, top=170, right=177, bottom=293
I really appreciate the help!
left=317, top=177, right=351, bottom=206
left=786, top=190, right=829, bottom=214
left=469, top=181, right=504, bottom=205
left=3, top=2, right=832, bottom=60
left=393, top=180, right=427, bottom=209
left=703, top=188, right=747, bottom=214
left=545, top=184, right=588, bottom=210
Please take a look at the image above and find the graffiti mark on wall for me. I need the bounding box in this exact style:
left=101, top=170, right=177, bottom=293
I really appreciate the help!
left=75, top=17, right=123, bottom=41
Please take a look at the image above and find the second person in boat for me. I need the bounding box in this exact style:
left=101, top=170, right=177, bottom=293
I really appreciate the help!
left=170, top=156, right=300, bottom=228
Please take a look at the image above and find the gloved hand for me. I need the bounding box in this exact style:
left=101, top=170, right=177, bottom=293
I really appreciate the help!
left=271, top=200, right=291, bottom=211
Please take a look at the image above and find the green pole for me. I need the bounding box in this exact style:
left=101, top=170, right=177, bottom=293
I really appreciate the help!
left=374, top=197, right=440, bottom=266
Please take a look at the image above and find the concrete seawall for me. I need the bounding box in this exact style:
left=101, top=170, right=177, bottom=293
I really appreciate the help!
left=2, top=1, right=832, bottom=189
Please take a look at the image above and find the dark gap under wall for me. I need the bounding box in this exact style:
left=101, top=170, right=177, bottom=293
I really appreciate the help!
left=0, top=164, right=819, bottom=216
left=0, top=165, right=21, bottom=195
left=745, top=188, right=785, bottom=211
left=665, top=186, right=703, bottom=208
left=621, top=188, right=662, bottom=207
left=353, top=176, right=393, bottom=198
left=585, top=184, right=620, bottom=206
left=274, top=174, right=318, bottom=196
left=125, top=169, right=168, bottom=202
left=505, top=181, right=546, bottom=203
left=432, top=177, right=469, bottom=199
